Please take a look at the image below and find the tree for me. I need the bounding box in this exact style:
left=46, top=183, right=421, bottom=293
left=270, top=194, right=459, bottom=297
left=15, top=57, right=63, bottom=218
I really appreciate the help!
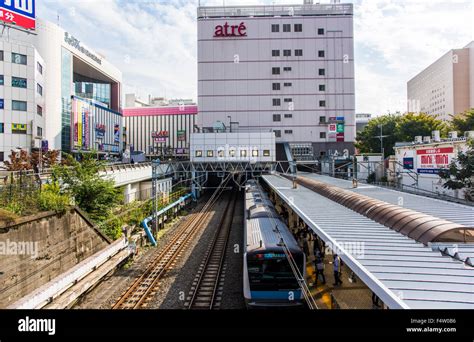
left=356, top=112, right=447, bottom=157
left=355, top=114, right=400, bottom=156
left=450, top=109, right=474, bottom=136
left=439, top=140, right=474, bottom=201
left=52, top=152, right=123, bottom=223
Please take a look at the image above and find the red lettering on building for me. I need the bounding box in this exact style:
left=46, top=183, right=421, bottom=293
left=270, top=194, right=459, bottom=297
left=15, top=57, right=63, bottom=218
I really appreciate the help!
left=214, top=22, right=247, bottom=37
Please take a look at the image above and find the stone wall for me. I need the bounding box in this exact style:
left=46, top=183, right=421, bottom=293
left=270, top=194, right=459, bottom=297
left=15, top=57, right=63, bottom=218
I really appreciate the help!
left=0, top=208, right=110, bottom=308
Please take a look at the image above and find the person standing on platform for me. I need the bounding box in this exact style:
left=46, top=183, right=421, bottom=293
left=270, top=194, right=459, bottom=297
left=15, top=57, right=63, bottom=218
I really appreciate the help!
left=333, top=254, right=343, bottom=286
left=314, top=255, right=326, bottom=286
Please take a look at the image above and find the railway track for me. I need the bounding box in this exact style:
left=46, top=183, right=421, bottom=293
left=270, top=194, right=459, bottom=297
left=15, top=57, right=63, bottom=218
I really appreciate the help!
left=112, top=181, right=231, bottom=309
left=186, top=191, right=237, bottom=309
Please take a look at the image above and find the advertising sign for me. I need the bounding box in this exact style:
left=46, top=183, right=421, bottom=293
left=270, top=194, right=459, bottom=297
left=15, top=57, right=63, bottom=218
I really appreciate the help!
left=328, top=124, right=337, bottom=133
left=336, top=133, right=344, bottom=142
left=336, top=123, right=344, bottom=133
left=416, top=147, right=454, bottom=174
left=95, top=123, right=106, bottom=139
left=0, top=99, right=4, bottom=109
left=403, top=157, right=414, bottom=170
left=0, top=0, right=36, bottom=30
left=114, top=124, right=120, bottom=143
left=152, top=130, right=169, bottom=143
left=177, top=130, right=186, bottom=142
left=41, top=140, right=48, bottom=153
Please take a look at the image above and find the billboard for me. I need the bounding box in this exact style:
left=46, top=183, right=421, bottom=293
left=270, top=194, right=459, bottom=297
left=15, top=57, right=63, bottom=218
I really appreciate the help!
left=152, top=130, right=169, bottom=143
left=0, top=0, right=36, bottom=30
left=177, top=130, right=186, bottom=142
left=416, top=147, right=454, bottom=174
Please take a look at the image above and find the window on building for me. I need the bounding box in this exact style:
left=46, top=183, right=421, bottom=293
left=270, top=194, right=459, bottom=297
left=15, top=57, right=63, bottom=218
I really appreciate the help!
left=0, top=75, right=3, bottom=85
left=318, top=50, right=325, bottom=58
left=272, top=49, right=280, bottom=57
left=12, top=53, right=27, bottom=65
left=274, top=130, right=281, bottom=138
left=263, top=150, right=271, bottom=157
left=272, top=67, right=280, bottom=75
left=318, top=28, right=325, bottom=35
left=12, top=100, right=27, bottom=111
left=37, top=83, right=43, bottom=96
left=284, top=98, right=293, bottom=104
left=284, top=82, right=292, bottom=87
left=284, top=114, right=293, bottom=118
left=271, top=24, right=279, bottom=32
left=37, top=62, right=43, bottom=75
left=272, top=83, right=281, bottom=90
left=320, top=132, right=326, bottom=139
left=294, top=24, right=303, bottom=32
left=295, top=49, right=303, bottom=57
left=195, top=150, right=203, bottom=157
left=283, top=49, right=291, bottom=57
left=0, top=152, right=4, bottom=162
left=318, top=68, right=325, bottom=76
left=273, top=114, right=281, bottom=122
left=218, top=149, right=225, bottom=158
left=284, top=129, right=293, bottom=134
left=319, top=116, right=326, bottom=123
left=0, top=51, right=3, bottom=61
left=207, top=150, right=214, bottom=157
left=37, top=105, right=43, bottom=116
left=283, top=67, right=292, bottom=71
left=240, top=150, right=247, bottom=157
left=319, top=84, right=326, bottom=91
left=283, top=24, right=291, bottom=32
left=319, top=100, right=326, bottom=107
left=272, top=99, right=281, bottom=106
left=0, top=123, right=4, bottom=133
left=12, top=77, right=27, bottom=88
left=252, top=150, right=259, bottom=157
left=37, top=126, right=43, bottom=137
left=11, top=123, right=27, bottom=134
left=229, top=149, right=236, bottom=157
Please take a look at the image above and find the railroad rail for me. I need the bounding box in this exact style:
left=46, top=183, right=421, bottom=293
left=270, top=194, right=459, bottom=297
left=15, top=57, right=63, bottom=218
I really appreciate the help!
left=186, top=191, right=237, bottom=309
left=112, top=177, right=232, bottom=309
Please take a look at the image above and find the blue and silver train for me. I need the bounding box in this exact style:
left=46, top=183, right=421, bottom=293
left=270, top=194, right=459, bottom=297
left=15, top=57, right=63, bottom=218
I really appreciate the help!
left=243, top=180, right=306, bottom=308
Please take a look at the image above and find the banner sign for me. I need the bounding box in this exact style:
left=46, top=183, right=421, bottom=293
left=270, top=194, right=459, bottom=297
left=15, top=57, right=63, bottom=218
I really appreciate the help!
left=177, top=130, right=186, bottom=142
left=403, top=157, right=414, bottom=170
left=114, top=124, right=120, bottom=143
left=152, top=130, right=169, bottom=143
left=0, top=0, right=36, bottom=30
left=95, top=123, right=106, bottom=139
left=416, top=147, right=454, bottom=174
left=336, top=123, right=344, bottom=133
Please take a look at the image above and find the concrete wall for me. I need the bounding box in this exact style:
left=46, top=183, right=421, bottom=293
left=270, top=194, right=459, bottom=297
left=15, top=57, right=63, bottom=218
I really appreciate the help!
left=0, top=208, right=110, bottom=308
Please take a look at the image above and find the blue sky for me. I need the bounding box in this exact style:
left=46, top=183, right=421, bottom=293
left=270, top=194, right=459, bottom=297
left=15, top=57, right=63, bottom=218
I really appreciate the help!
left=39, top=0, right=473, bottom=115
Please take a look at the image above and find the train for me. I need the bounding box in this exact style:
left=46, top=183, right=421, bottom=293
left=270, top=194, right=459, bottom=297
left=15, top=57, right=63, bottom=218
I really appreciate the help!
left=243, top=179, right=306, bottom=308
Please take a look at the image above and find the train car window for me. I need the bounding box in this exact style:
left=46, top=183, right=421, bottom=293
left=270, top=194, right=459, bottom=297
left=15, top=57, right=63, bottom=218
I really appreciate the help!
left=252, top=150, right=259, bottom=157
left=207, top=150, right=214, bottom=157
left=229, top=148, right=236, bottom=157
left=240, top=150, right=247, bottom=157
left=263, top=150, right=271, bottom=157
left=195, top=150, right=202, bottom=157
left=217, top=149, right=225, bottom=158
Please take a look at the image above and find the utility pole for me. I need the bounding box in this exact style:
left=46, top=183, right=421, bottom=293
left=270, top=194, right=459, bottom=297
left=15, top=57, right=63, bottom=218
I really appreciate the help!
left=375, top=124, right=389, bottom=180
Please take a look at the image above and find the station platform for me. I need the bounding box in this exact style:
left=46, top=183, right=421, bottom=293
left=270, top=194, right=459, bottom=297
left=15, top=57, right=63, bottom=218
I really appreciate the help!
left=262, top=173, right=474, bottom=309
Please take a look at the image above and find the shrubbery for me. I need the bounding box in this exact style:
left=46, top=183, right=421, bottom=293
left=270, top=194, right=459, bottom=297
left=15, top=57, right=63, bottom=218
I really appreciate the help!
left=37, top=183, right=71, bottom=213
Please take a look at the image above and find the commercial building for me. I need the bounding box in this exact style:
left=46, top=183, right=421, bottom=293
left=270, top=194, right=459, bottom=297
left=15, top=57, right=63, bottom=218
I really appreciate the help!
left=6, top=18, right=123, bottom=156
left=407, top=41, right=474, bottom=121
left=197, top=1, right=356, bottom=158
left=0, top=38, right=45, bottom=163
left=392, top=132, right=472, bottom=199
left=123, top=104, right=198, bottom=158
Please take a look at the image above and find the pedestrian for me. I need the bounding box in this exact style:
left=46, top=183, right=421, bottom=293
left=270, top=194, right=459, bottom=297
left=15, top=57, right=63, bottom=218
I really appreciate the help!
left=372, top=292, right=381, bottom=308
left=314, top=256, right=326, bottom=286
left=332, top=254, right=343, bottom=286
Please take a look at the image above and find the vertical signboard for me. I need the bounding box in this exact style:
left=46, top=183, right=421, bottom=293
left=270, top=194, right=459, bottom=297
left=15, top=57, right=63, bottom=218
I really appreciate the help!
left=114, top=124, right=120, bottom=143
left=0, top=0, right=36, bottom=30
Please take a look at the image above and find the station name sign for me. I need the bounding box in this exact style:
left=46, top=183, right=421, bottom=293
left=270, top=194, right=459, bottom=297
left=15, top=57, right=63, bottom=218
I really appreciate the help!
left=214, top=22, right=247, bottom=37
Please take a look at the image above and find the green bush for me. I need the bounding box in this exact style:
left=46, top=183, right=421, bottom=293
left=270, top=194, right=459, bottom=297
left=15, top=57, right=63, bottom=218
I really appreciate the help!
left=37, top=183, right=71, bottom=213
left=101, top=216, right=124, bottom=240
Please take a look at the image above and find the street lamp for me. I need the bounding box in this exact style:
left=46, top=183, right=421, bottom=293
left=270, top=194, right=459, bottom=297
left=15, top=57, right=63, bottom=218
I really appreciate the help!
left=227, top=115, right=232, bottom=133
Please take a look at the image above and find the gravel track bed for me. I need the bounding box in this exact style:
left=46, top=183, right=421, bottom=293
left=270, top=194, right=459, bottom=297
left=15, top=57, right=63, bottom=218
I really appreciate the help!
left=73, top=198, right=208, bottom=309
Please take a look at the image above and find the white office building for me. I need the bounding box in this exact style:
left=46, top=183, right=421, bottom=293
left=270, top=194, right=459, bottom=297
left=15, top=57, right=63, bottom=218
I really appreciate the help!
left=4, top=18, right=123, bottom=157
left=0, top=38, right=45, bottom=163
left=197, top=2, right=355, bottom=158
left=407, top=41, right=474, bottom=121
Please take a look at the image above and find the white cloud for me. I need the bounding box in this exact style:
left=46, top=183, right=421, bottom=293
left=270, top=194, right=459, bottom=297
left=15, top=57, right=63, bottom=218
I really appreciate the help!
left=39, top=0, right=473, bottom=114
